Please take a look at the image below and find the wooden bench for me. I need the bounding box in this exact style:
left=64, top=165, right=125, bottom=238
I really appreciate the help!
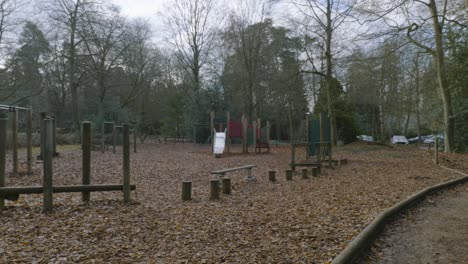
left=210, top=164, right=256, bottom=180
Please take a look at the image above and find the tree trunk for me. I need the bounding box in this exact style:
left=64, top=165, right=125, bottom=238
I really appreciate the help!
left=414, top=53, right=422, bottom=143
left=325, top=0, right=336, bottom=147
left=429, top=0, right=454, bottom=153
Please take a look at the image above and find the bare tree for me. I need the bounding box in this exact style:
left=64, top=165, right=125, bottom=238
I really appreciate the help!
left=290, top=0, right=356, bottom=147
left=360, top=0, right=467, bottom=152
left=161, top=0, right=218, bottom=91
left=44, top=0, right=96, bottom=132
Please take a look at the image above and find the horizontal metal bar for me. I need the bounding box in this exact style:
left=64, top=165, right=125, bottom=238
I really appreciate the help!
left=0, top=184, right=136, bottom=195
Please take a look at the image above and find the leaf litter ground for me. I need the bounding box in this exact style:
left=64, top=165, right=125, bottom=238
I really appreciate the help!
left=1, top=141, right=467, bottom=263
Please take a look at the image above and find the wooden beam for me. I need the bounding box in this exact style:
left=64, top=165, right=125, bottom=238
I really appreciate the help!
left=0, top=113, right=7, bottom=209
left=12, top=109, right=18, bottom=175
left=43, top=119, right=54, bottom=212
left=82, top=122, right=91, bottom=202
left=27, top=107, right=33, bottom=175
left=123, top=123, right=131, bottom=203
left=0, top=184, right=136, bottom=196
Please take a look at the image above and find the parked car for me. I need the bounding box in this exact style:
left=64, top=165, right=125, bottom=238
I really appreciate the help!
left=391, top=135, right=409, bottom=144
left=357, top=135, right=374, bottom=142
left=423, top=134, right=444, bottom=145
left=408, top=137, right=419, bottom=144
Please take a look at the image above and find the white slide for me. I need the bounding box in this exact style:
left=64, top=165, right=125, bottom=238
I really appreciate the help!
left=213, top=129, right=226, bottom=155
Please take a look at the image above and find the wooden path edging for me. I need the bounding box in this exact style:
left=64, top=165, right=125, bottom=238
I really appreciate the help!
left=331, top=167, right=468, bottom=264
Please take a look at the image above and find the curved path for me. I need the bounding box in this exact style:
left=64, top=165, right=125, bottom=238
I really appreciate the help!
left=361, top=185, right=468, bottom=264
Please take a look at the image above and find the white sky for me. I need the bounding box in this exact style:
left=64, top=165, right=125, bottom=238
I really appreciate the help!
left=111, top=0, right=165, bottom=19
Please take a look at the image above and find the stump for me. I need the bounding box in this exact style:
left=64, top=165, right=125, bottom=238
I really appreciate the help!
left=286, top=170, right=293, bottom=181
left=182, top=181, right=192, bottom=201
left=222, top=178, right=231, bottom=195
left=210, top=179, right=220, bottom=200
left=268, top=171, right=276, bottom=182
left=312, top=167, right=318, bottom=177
left=301, top=168, right=309, bottom=179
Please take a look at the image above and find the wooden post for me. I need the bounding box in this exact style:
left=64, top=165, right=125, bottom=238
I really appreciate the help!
left=12, top=109, right=18, bottom=175
left=286, top=170, right=293, bottom=181
left=27, top=108, right=33, bottom=175
left=266, top=121, right=270, bottom=145
left=43, top=119, right=54, bottom=212
left=253, top=120, right=257, bottom=152
left=317, top=166, right=321, bottom=174
left=242, top=114, right=247, bottom=153
left=301, top=168, right=309, bottom=179
left=101, top=122, right=105, bottom=153
left=82, top=122, right=91, bottom=203
left=0, top=113, right=7, bottom=209
left=133, top=127, right=137, bottom=153
left=40, top=112, right=46, bottom=160
left=268, top=171, right=276, bottom=182
left=305, top=115, right=310, bottom=156
left=182, top=181, right=192, bottom=201
left=112, top=123, right=116, bottom=154
left=52, top=117, right=57, bottom=156
left=210, top=179, right=220, bottom=200
left=210, top=110, right=215, bottom=153
left=290, top=144, right=296, bottom=171
left=312, top=167, right=318, bottom=177
left=222, top=178, right=231, bottom=195
left=123, top=123, right=131, bottom=203
left=435, top=138, right=439, bottom=165
left=226, top=112, right=230, bottom=153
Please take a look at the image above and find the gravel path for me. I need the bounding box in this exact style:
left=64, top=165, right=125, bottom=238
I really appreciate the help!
left=360, top=184, right=468, bottom=264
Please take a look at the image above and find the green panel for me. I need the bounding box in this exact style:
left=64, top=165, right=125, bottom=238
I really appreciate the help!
left=308, top=113, right=330, bottom=155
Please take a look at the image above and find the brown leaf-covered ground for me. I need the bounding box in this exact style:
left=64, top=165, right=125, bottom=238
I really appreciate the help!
left=0, top=141, right=467, bottom=263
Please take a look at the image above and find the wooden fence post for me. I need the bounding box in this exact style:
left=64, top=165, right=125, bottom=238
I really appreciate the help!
left=0, top=113, right=8, bottom=209
left=211, top=110, right=215, bottom=153
left=182, top=181, right=192, bottom=201
left=12, top=109, right=18, bottom=175
left=43, top=118, right=54, bottom=212
left=40, top=112, right=46, bottom=160
left=133, top=127, right=137, bottom=153
left=27, top=107, right=33, bottom=175
left=52, top=117, right=57, bottom=156
left=82, top=122, right=91, bottom=203
left=210, top=179, right=220, bottom=200
left=226, top=112, right=230, bottom=153
left=113, top=123, right=116, bottom=154
left=268, top=170, right=276, bottom=182
left=253, top=120, right=257, bottom=152
left=123, top=124, right=130, bottom=203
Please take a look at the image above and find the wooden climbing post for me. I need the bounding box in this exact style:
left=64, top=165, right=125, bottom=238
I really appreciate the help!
left=123, top=123, right=131, bottom=203
left=12, top=109, right=18, bottom=175
left=242, top=114, right=247, bottom=153
left=40, top=112, right=46, bottom=160
left=0, top=113, right=7, bottom=209
left=52, top=117, right=57, bottom=156
left=27, top=107, right=33, bottom=175
left=182, top=181, right=192, bottom=201
left=82, top=122, right=91, bottom=203
left=43, top=119, right=54, bottom=212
